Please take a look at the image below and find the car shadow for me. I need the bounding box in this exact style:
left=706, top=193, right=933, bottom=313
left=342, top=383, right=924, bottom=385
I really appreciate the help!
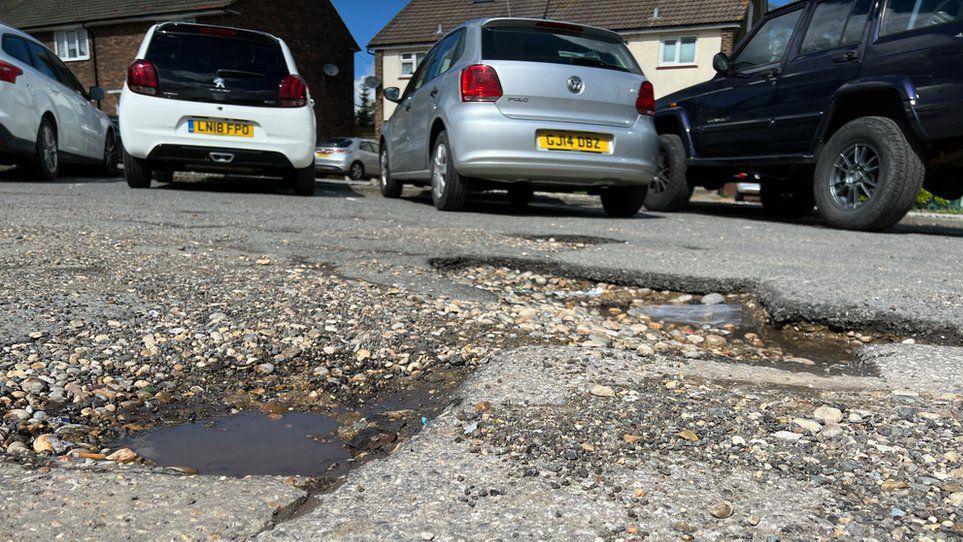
left=0, top=166, right=125, bottom=184
left=682, top=200, right=963, bottom=237
left=156, top=176, right=365, bottom=198
left=400, top=189, right=662, bottom=220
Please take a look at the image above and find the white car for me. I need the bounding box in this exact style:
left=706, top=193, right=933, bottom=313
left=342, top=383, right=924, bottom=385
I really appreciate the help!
left=0, top=22, right=117, bottom=180
left=118, top=22, right=317, bottom=195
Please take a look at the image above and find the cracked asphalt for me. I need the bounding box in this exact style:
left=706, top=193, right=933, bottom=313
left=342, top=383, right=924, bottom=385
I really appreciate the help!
left=1, top=174, right=962, bottom=541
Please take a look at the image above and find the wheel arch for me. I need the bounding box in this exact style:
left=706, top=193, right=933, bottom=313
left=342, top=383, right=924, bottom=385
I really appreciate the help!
left=654, top=110, right=695, bottom=159
left=817, top=78, right=927, bottom=153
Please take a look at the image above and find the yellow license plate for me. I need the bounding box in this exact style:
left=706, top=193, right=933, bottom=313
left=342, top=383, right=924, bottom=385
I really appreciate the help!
left=315, top=152, right=330, bottom=158
left=537, top=131, right=610, bottom=153
left=189, top=119, right=254, bottom=138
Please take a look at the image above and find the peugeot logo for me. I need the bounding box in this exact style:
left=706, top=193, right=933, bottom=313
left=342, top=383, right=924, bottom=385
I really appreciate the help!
left=567, top=76, right=584, bottom=94
left=213, top=77, right=226, bottom=90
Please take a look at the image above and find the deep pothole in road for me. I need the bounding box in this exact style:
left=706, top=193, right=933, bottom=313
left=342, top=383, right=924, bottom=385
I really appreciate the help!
left=433, top=260, right=904, bottom=377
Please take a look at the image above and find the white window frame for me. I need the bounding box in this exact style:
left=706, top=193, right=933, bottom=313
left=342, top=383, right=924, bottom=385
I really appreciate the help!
left=658, top=36, right=698, bottom=67
left=54, top=28, right=90, bottom=62
left=399, top=52, right=426, bottom=78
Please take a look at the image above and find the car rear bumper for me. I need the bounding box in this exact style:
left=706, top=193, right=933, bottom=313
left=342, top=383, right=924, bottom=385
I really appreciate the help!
left=447, top=107, right=658, bottom=186
left=315, top=156, right=350, bottom=173
left=0, top=120, right=35, bottom=160
left=146, top=144, right=294, bottom=173
left=118, top=89, right=316, bottom=169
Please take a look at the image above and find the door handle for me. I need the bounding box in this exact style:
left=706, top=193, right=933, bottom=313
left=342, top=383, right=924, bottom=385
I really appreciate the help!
left=763, top=68, right=781, bottom=81
left=404, top=100, right=412, bottom=112
left=833, top=51, right=859, bottom=63
left=429, top=88, right=438, bottom=98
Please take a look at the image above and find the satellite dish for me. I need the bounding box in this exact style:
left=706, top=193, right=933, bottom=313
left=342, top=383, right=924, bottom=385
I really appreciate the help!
left=363, top=76, right=382, bottom=89
left=323, top=64, right=340, bottom=77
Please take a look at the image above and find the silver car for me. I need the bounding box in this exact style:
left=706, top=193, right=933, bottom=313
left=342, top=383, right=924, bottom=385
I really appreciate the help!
left=379, top=18, right=658, bottom=216
left=315, top=137, right=381, bottom=180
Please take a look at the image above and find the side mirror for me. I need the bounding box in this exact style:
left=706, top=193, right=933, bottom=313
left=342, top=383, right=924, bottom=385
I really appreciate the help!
left=383, top=87, right=401, bottom=104
left=712, top=53, right=730, bottom=75
left=89, top=86, right=106, bottom=101
left=363, top=76, right=382, bottom=89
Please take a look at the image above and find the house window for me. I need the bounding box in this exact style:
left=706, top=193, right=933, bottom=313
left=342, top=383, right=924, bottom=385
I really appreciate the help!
left=54, top=28, right=89, bottom=62
left=659, top=37, right=697, bottom=66
left=400, top=52, right=426, bottom=77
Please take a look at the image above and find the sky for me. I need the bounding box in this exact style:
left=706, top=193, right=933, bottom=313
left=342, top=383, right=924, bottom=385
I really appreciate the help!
left=330, top=0, right=410, bottom=109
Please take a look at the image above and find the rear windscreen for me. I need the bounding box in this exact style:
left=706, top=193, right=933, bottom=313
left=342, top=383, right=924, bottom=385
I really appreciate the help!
left=145, top=26, right=289, bottom=107
left=482, top=26, right=642, bottom=74
left=319, top=138, right=353, bottom=148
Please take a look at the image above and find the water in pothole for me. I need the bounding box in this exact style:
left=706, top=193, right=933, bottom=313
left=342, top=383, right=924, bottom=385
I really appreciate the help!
left=114, top=384, right=452, bottom=477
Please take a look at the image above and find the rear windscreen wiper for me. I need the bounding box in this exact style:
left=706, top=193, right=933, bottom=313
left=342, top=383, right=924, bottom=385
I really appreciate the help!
left=567, top=57, right=629, bottom=73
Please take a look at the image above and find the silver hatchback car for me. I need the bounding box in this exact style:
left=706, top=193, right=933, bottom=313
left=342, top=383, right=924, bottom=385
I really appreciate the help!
left=315, top=137, right=381, bottom=180
left=379, top=18, right=658, bottom=216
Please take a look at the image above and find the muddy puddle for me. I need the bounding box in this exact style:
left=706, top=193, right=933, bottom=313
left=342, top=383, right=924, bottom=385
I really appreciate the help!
left=113, top=383, right=453, bottom=478
left=438, top=263, right=891, bottom=376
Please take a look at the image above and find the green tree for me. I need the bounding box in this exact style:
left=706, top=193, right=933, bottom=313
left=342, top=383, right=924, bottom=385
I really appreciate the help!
left=356, top=86, right=375, bottom=133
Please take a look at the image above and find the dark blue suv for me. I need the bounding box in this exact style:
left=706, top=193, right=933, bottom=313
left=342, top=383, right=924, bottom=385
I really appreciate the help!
left=651, top=0, right=962, bottom=231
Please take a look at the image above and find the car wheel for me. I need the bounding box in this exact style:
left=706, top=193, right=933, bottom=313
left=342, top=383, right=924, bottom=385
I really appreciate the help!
left=645, top=134, right=692, bottom=211
left=430, top=132, right=467, bottom=211
left=98, top=130, right=120, bottom=177
left=123, top=151, right=152, bottom=189
left=508, top=184, right=534, bottom=209
left=379, top=146, right=402, bottom=198
left=290, top=166, right=316, bottom=196
left=814, top=116, right=924, bottom=231
left=601, top=186, right=647, bottom=218
left=349, top=161, right=365, bottom=181
left=28, top=118, right=59, bottom=181
left=153, top=170, right=174, bottom=184
left=760, top=182, right=814, bottom=219
left=924, top=166, right=963, bottom=201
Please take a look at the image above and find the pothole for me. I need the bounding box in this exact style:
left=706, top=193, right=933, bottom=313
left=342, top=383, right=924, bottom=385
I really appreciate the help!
left=437, top=262, right=902, bottom=376
left=111, top=381, right=454, bottom=480
left=501, top=234, right=625, bottom=252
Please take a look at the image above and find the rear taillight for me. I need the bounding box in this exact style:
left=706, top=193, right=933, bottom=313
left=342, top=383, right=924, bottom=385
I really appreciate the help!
left=0, top=60, right=23, bottom=84
left=636, top=81, right=655, bottom=116
left=461, top=65, right=502, bottom=103
left=279, top=75, right=307, bottom=107
left=127, top=60, right=158, bottom=95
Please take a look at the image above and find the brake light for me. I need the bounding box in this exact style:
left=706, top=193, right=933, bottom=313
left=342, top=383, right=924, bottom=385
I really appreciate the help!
left=0, top=60, right=23, bottom=84
left=636, top=81, right=655, bottom=116
left=461, top=65, right=502, bottom=102
left=535, top=21, right=584, bottom=33
left=127, top=60, right=158, bottom=95
left=279, top=74, right=307, bottom=107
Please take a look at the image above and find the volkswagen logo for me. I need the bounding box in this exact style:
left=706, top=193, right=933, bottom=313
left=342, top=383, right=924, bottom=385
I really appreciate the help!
left=213, top=77, right=226, bottom=90
left=566, top=76, right=584, bottom=94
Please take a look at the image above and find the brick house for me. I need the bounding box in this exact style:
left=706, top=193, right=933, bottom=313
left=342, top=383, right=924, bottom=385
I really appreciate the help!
left=0, top=0, right=359, bottom=138
left=368, top=0, right=748, bottom=133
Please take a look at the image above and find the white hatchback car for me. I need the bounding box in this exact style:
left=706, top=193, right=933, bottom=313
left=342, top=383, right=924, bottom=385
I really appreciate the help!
left=119, top=23, right=317, bottom=195
left=0, top=22, right=116, bottom=180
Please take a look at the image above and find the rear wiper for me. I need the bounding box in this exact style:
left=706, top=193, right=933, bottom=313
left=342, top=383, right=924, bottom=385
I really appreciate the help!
left=216, top=69, right=267, bottom=79
left=567, top=57, right=629, bottom=73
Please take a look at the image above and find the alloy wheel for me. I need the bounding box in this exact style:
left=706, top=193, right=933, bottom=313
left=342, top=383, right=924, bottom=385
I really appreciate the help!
left=104, top=134, right=116, bottom=171
left=380, top=151, right=388, bottom=188
left=432, top=143, right=448, bottom=200
left=830, top=143, right=880, bottom=209
left=651, top=148, right=670, bottom=194
left=350, top=162, right=363, bottom=180
left=41, top=125, right=58, bottom=174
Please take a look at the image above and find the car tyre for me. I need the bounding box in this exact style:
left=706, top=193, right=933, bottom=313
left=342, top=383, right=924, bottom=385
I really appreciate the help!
left=379, top=146, right=402, bottom=198
left=349, top=161, right=365, bottom=181
left=508, top=184, right=534, bottom=209
left=290, top=166, right=316, bottom=196
left=760, top=182, right=814, bottom=219
left=28, top=118, right=59, bottom=181
left=430, top=132, right=467, bottom=211
left=123, top=151, right=152, bottom=189
left=98, top=130, right=120, bottom=177
left=601, top=186, right=647, bottom=218
left=813, top=116, right=924, bottom=231
left=645, top=134, right=692, bottom=211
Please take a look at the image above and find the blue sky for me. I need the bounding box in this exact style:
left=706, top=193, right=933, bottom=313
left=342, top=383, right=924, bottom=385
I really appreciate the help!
left=331, top=0, right=409, bottom=105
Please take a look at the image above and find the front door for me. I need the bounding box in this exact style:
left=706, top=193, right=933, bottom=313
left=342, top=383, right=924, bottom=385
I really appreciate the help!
left=771, top=0, right=871, bottom=155
left=695, top=6, right=805, bottom=158
left=390, top=46, right=438, bottom=174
